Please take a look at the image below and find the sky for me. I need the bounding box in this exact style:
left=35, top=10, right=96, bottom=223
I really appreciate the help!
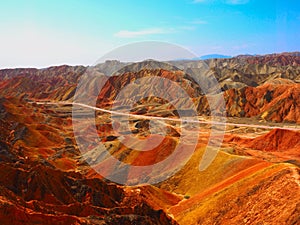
left=0, top=0, right=300, bottom=68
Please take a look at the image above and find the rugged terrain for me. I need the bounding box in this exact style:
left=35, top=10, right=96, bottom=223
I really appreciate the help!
left=0, top=52, right=299, bottom=224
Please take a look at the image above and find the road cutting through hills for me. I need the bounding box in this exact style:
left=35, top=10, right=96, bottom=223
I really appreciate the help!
left=34, top=101, right=300, bottom=132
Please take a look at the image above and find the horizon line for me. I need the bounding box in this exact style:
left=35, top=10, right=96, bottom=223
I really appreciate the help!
left=0, top=50, right=299, bottom=70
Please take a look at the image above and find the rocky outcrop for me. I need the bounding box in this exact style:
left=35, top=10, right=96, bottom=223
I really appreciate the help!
left=222, top=83, right=300, bottom=123
left=0, top=163, right=178, bottom=225
left=0, top=65, right=85, bottom=101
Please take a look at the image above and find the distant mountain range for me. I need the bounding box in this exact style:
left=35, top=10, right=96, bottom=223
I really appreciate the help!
left=195, top=54, right=232, bottom=60
left=172, top=54, right=232, bottom=61
left=194, top=52, right=300, bottom=60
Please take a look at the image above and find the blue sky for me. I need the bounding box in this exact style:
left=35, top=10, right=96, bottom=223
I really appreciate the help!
left=0, top=0, right=300, bottom=68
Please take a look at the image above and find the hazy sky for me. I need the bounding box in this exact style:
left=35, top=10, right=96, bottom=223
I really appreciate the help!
left=1, top=0, right=299, bottom=68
